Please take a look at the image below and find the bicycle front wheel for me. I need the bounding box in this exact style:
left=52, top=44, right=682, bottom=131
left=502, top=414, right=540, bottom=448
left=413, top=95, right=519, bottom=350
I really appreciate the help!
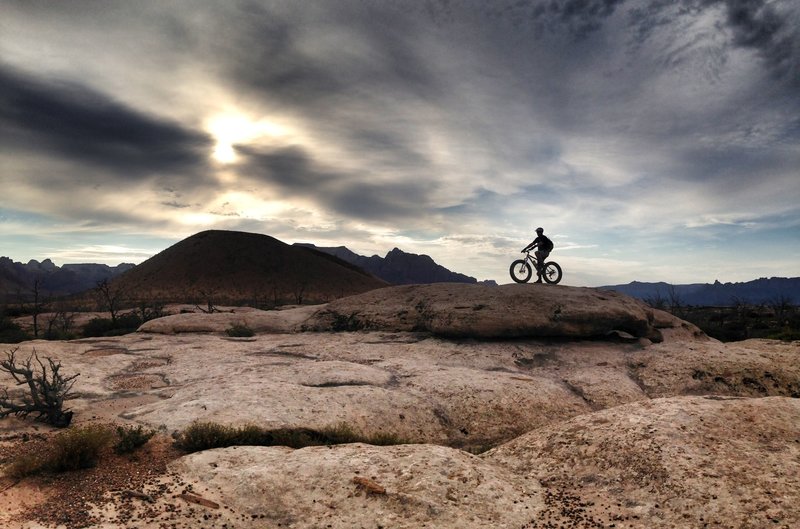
left=509, top=260, right=532, bottom=283
left=542, top=262, right=563, bottom=284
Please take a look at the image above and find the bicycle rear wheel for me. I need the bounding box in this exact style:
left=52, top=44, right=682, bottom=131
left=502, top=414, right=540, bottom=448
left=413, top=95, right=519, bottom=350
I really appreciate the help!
left=542, top=262, right=562, bottom=284
left=509, top=260, right=532, bottom=283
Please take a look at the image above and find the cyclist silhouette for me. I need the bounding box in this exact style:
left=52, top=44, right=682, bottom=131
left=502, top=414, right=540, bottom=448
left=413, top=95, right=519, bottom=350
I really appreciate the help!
left=522, top=227, right=554, bottom=283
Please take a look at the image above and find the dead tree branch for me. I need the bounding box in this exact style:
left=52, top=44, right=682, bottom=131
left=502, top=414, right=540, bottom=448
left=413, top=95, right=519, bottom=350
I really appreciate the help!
left=0, top=348, right=79, bottom=427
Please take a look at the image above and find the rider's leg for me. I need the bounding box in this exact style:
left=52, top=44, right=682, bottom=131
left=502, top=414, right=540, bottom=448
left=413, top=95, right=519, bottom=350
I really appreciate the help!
left=534, top=251, right=543, bottom=281
left=535, top=251, right=549, bottom=282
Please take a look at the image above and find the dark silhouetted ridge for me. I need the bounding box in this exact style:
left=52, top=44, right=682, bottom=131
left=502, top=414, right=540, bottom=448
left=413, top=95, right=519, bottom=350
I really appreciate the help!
left=294, top=244, right=493, bottom=285
left=111, top=230, right=387, bottom=305
left=0, top=257, right=134, bottom=301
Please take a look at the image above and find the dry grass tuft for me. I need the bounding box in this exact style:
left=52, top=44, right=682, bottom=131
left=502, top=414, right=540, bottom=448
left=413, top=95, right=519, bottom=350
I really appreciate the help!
left=174, top=421, right=409, bottom=453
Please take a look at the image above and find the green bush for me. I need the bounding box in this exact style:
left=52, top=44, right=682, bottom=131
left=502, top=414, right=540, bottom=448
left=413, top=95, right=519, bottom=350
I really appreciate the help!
left=174, top=421, right=408, bottom=453
left=225, top=323, right=255, bottom=337
left=114, top=424, right=156, bottom=454
left=7, top=425, right=115, bottom=478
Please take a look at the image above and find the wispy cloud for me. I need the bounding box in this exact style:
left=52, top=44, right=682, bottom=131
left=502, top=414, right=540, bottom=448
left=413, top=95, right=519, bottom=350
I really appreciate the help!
left=0, top=0, right=798, bottom=285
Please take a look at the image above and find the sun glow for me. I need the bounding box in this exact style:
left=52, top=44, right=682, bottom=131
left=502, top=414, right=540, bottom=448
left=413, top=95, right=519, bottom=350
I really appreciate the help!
left=207, top=113, right=288, bottom=164
left=214, top=192, right=292, bottom=218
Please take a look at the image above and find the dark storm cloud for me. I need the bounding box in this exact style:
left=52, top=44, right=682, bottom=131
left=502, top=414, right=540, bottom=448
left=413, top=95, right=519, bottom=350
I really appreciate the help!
left=0, top=63, right=213, bottom=182
left=203, top=2, right=444, bottom=128
left=209, top=3, right=345, bottom=107
left=238, top=144, right=437, bottom=221
left=530, top=0, right=627, bottom=38
left=237, top=146, right=330, bottom=190
left=627, top=0, right=800, bottom=84
left=327, top=180, right=438, bottom=221
left=215, top=0, right=797, bottom=227
left=715, top=0, right=799, bottom=81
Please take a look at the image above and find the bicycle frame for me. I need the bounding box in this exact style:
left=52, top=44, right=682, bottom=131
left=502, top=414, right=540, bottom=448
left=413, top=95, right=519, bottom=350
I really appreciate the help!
left=522, top=251, right=543, bottom=271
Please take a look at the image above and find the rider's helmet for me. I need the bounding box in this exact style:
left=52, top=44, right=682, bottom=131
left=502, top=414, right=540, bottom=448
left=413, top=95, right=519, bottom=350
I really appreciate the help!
left=535, top=227, right=544, bottom=234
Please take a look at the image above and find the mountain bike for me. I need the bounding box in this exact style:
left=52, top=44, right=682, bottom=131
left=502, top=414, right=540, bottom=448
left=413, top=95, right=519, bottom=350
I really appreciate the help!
left=509, top=251, right=563, bottom=284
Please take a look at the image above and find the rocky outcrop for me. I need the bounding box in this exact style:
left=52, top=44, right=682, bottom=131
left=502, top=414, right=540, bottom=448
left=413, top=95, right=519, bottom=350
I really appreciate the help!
left=304, top=283, right=689, bottom=341
left=139, top=283, right=701, bottom=341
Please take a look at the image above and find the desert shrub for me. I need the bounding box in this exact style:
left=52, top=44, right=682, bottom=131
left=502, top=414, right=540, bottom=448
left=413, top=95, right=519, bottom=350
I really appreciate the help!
left=0, top=316, right=30, bottom=343
left=174, top=421, right=408, bottom=453
left=7, top=424, right=115, bottom=478
left=768, top=328, right=800, bottom=342
left=114, top=424, right=156, bottom=454
left=48, top=424, right=115, bottom=471
left=2, top=306, right=25, bottom=318
left=330, top=313, right=367, bottom=332
left=116, top=312, right=143, bottom=330
left=320, top=421, right=359, bottom=443
left=225, top=323, right=255, bottom=337
left=82, top=318, right=116, bottom=337
left=134, top=301, right=167, bottom=323
left=363, top=431, right=408, bottom=446
left=82, top=313, right=142, bottom=338
left=174, top=421, right=240, bottom=452
left=42, top=328, right=75, bottom=341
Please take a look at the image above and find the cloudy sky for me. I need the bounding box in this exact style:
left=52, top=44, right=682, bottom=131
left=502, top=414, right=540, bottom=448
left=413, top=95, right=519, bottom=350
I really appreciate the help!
left=1, top=0, right=798, bottom=286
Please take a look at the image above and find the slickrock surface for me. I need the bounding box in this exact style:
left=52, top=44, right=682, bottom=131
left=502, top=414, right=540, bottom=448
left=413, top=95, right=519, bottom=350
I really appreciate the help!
left=1, top=284, right=798, bottom=528
left=305, top=284, right=677, bottom=340
left=141, top=284, right=700, bottom=342
left=172, top=443, right=544, bottom=529
left=137, top=305, right=319, bottom=334
left=485, top=395, right=800, bottom=529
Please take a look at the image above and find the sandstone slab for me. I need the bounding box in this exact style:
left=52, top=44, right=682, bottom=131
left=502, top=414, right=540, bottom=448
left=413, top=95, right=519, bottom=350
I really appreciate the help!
left=171, top=443, right=544, bottom=529
left=485, top=395, right=800, bottom=529
left=137, top=305, right=319, bottom=334
left=303, top=283, right=683, bottom=340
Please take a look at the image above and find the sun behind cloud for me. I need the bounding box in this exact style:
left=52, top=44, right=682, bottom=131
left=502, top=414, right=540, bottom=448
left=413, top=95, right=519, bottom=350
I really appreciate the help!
left=206, top=112, right=288, bottom=164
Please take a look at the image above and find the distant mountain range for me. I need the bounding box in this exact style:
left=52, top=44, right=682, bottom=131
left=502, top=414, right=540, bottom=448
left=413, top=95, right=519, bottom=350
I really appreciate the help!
left=602, top=278, right=800, bottom=306
left=294, top=244, right=497, bottom=286
left=4, top=230, right=795, bottom=307
left=1, top=233, right=492, bottom=305
left=0, top=256, right=134, bottom=301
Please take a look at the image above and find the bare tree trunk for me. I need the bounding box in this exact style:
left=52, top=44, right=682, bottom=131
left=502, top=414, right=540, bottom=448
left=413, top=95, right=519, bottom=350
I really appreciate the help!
left=96, top=279, right=123, bottom=324
left=31, top=278, right=44, bottom=338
